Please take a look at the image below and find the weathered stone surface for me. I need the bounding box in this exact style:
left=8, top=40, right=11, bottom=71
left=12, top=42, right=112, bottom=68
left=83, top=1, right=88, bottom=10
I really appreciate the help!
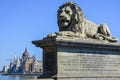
left=32, top=37, right=120, bottom=80
left=52, top=2, right=118, bottom=42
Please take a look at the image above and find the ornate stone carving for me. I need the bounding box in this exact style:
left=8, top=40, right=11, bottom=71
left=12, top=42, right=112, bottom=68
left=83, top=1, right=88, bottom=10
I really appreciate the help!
left=48, top=2, right=118, bottom=42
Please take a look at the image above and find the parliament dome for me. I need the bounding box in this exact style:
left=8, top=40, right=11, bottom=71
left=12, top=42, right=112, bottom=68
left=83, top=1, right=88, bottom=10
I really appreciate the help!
left=22, top=48, right=30, bottom=59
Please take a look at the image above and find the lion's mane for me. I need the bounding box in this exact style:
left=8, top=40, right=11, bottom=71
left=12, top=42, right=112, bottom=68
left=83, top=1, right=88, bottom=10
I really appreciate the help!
left=57, top=2, right=86, bottom=33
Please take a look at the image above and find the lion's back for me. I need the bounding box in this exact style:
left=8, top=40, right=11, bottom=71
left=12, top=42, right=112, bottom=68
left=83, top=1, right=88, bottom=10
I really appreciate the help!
left=84, top=20, right=98, bottom=37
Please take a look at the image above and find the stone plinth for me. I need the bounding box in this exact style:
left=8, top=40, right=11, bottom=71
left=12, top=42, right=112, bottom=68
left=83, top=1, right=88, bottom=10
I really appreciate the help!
left=32, top=37, right=120, bottom=80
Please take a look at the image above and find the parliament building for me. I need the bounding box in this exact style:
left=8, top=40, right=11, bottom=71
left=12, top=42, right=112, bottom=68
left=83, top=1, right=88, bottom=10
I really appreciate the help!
left=2, top=48, right=42, bottom=73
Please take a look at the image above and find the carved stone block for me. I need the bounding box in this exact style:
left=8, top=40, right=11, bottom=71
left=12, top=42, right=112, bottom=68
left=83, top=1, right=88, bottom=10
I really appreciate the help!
left=32, top=37, right=120, bottom=80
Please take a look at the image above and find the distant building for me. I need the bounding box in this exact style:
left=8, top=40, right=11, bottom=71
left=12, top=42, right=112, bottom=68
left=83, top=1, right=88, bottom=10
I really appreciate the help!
left=2, top=66, right=9, bottom=72
left=2, top=48, right=42, bottom=73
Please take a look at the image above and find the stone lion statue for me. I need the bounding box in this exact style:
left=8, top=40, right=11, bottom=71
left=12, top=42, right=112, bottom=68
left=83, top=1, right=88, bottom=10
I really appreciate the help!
left=49, top=2, right=118, bottom=42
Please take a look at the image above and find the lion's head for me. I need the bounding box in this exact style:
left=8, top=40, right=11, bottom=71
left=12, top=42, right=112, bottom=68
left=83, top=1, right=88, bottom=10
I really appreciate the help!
left=57, top=2, right=86, bottom=31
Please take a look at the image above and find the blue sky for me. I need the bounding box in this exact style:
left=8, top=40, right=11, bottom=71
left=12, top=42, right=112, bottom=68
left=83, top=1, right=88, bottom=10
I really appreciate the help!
left=0, top=0, right=120, bottom=70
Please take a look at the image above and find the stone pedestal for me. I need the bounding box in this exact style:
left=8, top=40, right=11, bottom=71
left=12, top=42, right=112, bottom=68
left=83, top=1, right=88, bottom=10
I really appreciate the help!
left=32, top=37, right=120, bottom=80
